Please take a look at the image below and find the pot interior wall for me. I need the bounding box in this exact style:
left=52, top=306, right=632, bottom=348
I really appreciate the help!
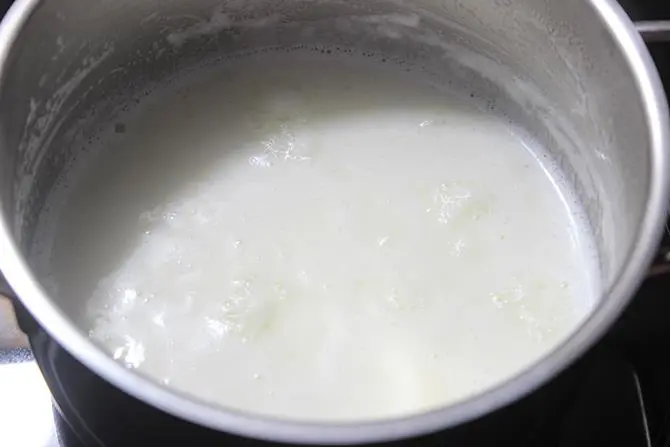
left=0, top=0, right=652, bottom=319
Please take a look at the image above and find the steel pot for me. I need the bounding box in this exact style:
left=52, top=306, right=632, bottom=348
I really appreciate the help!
left=0, top=0, right=669, bottom=445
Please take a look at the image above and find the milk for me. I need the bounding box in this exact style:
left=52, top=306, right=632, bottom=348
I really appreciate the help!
left=41, top=50, right=598, bottom=421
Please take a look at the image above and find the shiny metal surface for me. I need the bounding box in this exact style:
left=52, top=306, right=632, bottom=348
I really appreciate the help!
left=0, top=0, right=668, bottom=444
left=637, top=20, right=670, bottom=43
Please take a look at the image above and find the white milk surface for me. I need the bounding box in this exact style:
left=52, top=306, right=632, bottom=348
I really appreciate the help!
left=42, top=51, right=598, bottom=421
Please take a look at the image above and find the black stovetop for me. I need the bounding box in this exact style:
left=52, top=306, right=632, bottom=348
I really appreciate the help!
left=0, top=1, right=669, bottom=446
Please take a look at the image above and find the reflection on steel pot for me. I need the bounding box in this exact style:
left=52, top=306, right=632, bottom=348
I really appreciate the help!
left=0, top=0, right=668, bottom=445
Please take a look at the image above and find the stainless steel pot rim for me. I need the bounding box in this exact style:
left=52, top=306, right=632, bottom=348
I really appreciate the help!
left=0, top=0, right=668, bottom=444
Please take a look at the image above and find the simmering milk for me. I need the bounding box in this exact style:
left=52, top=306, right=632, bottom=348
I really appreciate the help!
left=39, top=50, right=598, bottom=421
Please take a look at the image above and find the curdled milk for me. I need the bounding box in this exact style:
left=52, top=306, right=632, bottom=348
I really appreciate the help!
left=40, top=50, right=598, bottom=421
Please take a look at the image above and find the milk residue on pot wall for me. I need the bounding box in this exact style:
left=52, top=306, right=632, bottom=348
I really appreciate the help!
left=15, top=43, right=114, bottom=236
left=166, top=7, right=282, bottom=47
